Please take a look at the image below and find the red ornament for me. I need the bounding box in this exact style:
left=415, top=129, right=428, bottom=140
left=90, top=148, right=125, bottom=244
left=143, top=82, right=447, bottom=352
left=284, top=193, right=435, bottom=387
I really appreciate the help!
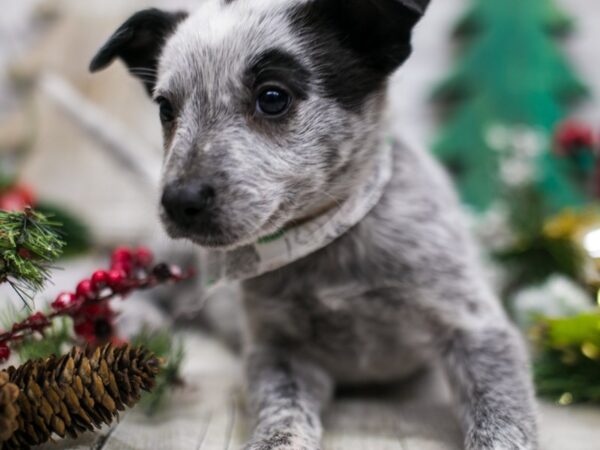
left=91, top=270, right=109, bottom=291
left=0, top=345, right=10, bottom=362
left=134, top=247, right=154, bottom=268
left=555, top=121, right=596, bottom=155
left=76, top=279, right=96, bottom=300
left=52, top=292, right=77, bottom=310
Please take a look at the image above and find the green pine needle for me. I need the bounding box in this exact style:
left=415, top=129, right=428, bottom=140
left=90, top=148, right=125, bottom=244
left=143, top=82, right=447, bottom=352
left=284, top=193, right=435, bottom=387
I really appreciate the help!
left=132, top=328, right=185, bottom=415
left=17, top=317, right=74, bottom=361
left=0, top=209, right=65, bottom=303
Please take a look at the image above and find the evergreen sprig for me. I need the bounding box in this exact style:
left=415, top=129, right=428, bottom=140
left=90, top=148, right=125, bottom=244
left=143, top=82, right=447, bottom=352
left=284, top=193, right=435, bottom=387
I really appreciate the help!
left=0, top=208, right=65, bottom=303
left=132, top=328, right=185, bottom=415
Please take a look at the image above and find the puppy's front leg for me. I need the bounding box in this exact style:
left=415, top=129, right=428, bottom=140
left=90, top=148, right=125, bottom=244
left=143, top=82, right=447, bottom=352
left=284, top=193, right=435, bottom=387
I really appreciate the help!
left=442, top=323, right=538, bottom=450
left=243, top=346, right=333, bottom=450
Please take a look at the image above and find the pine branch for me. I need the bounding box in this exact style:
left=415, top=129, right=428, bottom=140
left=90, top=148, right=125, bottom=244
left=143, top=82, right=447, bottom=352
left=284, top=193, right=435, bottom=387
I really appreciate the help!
left=0, top=208, right=65, bottom=303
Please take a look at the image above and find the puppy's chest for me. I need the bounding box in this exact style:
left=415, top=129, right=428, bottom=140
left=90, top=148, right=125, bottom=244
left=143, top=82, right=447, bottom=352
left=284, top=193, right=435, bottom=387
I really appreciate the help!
left=244, top=282, right=433, bottom=382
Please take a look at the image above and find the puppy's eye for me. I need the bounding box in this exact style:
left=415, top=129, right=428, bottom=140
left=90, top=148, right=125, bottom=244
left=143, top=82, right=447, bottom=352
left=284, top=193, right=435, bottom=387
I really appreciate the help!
left=256, top=87, right=291, bottom=117
left=157, top=96, right=175, bottom=123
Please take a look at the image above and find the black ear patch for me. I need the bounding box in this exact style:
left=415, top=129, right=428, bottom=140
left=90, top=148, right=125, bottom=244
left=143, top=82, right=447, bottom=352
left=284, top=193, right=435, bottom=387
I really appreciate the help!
left=291, top=0, right=429, bottom=111
left=314, top=0, right=429, bottom=74
left=89, top=8, right=188, bottom=95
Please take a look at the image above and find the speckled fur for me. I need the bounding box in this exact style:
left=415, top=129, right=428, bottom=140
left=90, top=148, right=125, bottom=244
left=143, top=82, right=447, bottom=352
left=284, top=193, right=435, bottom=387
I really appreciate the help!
left=92, top=1, right=538, bottom=449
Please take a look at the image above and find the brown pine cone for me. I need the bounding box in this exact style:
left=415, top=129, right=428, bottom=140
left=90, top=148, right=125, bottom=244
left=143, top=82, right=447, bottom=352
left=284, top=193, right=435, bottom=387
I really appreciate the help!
left=0, top=344, right=160, bottom=450
left=0, top=372, right=20, bottom=442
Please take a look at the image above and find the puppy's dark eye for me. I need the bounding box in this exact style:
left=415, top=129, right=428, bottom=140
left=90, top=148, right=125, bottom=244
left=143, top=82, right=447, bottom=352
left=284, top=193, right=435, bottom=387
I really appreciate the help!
left=256, top=87, right=291, bottom=117
left=157, top=96, right=175, bottom=123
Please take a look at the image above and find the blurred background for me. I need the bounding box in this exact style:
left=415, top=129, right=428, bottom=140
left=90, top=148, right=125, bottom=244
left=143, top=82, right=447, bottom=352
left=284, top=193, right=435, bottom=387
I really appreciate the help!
left=2, top=0, right=600, bottom=445
left=1, top=0, right=599, bottom=241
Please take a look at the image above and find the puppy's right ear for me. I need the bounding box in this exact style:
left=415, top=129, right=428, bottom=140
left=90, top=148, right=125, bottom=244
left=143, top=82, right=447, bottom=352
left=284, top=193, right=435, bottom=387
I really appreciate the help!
left=89, top=8, right=188, bottom=95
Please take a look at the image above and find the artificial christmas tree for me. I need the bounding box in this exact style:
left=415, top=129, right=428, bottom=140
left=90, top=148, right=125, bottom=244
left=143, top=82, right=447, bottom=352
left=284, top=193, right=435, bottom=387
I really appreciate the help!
left=454, top=0, right=574, bottom=39
left=432, top=0, right=600, bottom=404
left=433, top=0, right=587, bottom=213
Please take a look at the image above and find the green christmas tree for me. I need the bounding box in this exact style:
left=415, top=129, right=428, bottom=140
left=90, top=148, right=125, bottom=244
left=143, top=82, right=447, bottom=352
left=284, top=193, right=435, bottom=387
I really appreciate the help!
left=454, top=0, right=573, bottom=39
left=433, top=0, right=588, bottom=213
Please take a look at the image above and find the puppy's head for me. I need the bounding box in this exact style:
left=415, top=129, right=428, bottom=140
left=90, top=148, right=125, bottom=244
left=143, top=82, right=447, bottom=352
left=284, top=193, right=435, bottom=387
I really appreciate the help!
left=91, top=0, right=429, bottom=249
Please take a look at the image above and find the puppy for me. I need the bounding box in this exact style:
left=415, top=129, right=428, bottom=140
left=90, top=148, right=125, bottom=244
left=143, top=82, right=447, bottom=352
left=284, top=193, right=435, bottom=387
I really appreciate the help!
left=91, top=1, right=538, bottom=449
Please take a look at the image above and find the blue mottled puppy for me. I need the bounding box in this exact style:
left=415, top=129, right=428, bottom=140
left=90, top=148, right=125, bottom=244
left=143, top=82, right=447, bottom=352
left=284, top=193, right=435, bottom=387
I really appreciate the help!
left=91, top=1, right=538, bottom=449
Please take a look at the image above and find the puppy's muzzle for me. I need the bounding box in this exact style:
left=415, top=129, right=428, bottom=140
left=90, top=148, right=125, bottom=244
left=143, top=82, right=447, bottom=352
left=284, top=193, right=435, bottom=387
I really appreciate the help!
left=161, top=182, right=216, bottom=229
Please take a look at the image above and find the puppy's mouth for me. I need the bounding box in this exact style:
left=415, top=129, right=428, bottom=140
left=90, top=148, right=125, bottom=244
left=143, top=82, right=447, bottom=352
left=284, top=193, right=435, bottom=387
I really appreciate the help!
left=159, top=204, right=288, bottom=250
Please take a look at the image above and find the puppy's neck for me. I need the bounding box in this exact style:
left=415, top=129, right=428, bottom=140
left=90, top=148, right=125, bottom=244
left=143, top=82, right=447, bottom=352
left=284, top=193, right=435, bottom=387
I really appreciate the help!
left=278, top=131, right=389, bottom=236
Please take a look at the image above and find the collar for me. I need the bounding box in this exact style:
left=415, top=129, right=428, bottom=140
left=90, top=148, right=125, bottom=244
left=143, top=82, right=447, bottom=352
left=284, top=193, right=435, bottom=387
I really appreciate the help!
left=200, top=138, right=394, bottom=291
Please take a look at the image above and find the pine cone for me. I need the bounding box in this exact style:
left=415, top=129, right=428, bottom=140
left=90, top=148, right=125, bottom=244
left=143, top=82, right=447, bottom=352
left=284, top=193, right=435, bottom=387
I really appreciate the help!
left=0, top=344, right=160, bottom=450
left=0, top=372, right=19, bottom=441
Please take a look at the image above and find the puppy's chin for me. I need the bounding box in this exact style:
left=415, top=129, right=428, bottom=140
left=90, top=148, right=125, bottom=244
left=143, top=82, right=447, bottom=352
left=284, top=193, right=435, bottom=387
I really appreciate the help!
left=159, top=210, right=288, bottom=251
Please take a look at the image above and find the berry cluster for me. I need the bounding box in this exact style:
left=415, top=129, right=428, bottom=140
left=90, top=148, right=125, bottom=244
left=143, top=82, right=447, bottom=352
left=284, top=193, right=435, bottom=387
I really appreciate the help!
left=555, top=121, right=598, bottom=156
left=0, top=247, right=190, bottom=362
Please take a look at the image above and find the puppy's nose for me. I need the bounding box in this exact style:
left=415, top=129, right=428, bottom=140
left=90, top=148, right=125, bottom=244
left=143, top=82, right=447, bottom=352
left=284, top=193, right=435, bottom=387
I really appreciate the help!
left=161, top=183, right=216, bottom=227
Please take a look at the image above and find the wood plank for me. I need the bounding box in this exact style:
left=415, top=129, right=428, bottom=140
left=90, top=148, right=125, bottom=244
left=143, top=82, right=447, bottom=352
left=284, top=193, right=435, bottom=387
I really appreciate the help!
left=100, top=333, right=244, bottom=450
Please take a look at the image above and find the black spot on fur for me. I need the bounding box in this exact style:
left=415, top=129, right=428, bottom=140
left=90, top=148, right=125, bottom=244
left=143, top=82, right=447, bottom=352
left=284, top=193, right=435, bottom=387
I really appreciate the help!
left=89, top=8, right=188, bottom=95
left=290, top=0, right=427, bottom=111
left=247, top=49, right=311, bottom=101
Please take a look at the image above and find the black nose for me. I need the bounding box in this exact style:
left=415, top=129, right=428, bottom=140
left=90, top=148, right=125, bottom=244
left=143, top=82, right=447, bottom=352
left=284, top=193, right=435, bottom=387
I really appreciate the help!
left=161, top=183, right=216, bottom=228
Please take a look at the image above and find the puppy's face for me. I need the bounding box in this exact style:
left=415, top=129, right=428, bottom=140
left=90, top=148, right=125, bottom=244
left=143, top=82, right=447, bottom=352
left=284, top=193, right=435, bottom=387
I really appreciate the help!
left=91, top=0, right=428, bottom=248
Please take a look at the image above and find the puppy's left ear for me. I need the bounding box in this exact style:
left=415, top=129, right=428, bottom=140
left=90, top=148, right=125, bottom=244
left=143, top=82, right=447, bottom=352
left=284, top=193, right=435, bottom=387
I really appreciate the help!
left=89, top=8, right=188, bottom=95
left=316, top=0, right=431, bottom=74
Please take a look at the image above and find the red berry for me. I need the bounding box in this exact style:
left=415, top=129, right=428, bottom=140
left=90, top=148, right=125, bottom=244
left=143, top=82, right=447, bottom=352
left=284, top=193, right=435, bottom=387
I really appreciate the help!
left=25, top=312, right=49, bottom=332
left=52, top=292, right=77, bottom=310
left=112, top=261, right=132, bottom=275
left=76, top=279, right=95, bottom=300
left=18, top=248, right=33, bottom=259
left=80, top=301, right=112, bottom=319
left=107, top=269, right=126, bottom=291
left=0, top=184, right=36, bottom=212
left=74, top=320, right=95, bottom=340
left=0, top=345, right=10, bottom=362
left=0, top=191, right=27, bottom=212
left=134, top=247, right=154, bottom=267
left=91, top=270, right=109, bottom=291
left=152, top=263, right=172, bottom=281
left=112, top=247, right=132, bottom=263
left=14, top=185, right=36, bottom=207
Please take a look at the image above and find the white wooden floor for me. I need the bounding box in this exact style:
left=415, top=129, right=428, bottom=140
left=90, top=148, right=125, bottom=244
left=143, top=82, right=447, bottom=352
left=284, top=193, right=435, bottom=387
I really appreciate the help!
left=34, top=332, right=600, bottom=450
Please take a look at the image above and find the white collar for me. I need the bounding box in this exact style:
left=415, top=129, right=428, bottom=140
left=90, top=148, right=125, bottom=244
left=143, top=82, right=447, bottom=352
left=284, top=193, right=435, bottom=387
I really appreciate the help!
left=200, top=138, right=394, bottom=291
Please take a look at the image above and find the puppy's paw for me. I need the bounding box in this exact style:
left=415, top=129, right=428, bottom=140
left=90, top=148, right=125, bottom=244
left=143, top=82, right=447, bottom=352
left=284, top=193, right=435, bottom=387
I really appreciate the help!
left=466, top=425, right=536, bottom=450
left=242, top=430, right=320, bottom=450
